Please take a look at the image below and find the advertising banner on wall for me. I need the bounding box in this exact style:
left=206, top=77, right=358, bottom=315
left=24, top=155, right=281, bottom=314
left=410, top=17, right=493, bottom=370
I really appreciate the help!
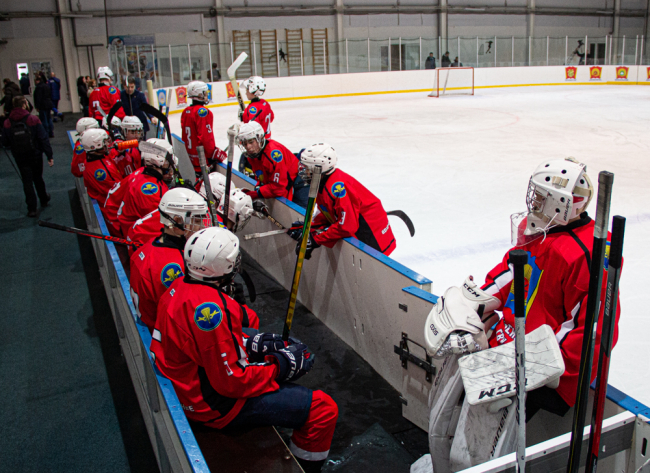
left=646, top=67, right=650, bottom=81
left=565, top=66, right=577, bottom=81
left=157, top=89, right=167, bottom=107
left=616, top=66, right=629, bottom=80
left=176, top=87, right=187, bottom=105
left=589, top=66, right=602, bottom=81
left=225, top=82, right=237, bottom=101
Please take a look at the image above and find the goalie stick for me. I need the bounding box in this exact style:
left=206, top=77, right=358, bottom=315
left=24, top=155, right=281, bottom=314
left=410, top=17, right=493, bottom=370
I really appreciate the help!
left=509, top=249, right=528, bottom=473
left=282, top=166, right=322, bottom=341
left=566, top=171, right=614, bottom=473
left=586, top=215, right=625, bottom=473
left=38, top=220, right=142, bottom=248
left=387, top=210, right=415, bottom=237
left=228, top=52, right=248, bottom=114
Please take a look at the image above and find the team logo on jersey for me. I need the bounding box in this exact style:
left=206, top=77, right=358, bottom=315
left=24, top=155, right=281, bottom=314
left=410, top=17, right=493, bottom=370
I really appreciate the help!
left=160, top=263, right=183, bottom=288
left=504, top=252, right=543, bottom=317
left=141, top=182, right=159, bottom=195
left=270, top=150, right=283, bottom=163
left=198, top=107, right=208, bottom=117
left=249, top=106, right=258, bottom=115
left=255, top=170, right=264, bottom=182
left=94, top=169, right=107, bottom=181
left=74, top=143, right=84, bottom=154
left=109, top=86, right=117, bottom=94
left=331, top=182, right=347, bottom=198
left=194, top=302, right=223, bottom=331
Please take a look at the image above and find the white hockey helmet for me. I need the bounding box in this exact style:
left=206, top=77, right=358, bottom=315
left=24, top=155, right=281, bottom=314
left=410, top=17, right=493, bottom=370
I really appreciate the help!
left=199, top=172, right=227, bottom=201
left=102, top=115, right=122, bottom=130
left=121, top=116, right=144, bottom=139
left=299, top=143, right=337, bottom=181
left=244, top=76, right=266, bottom=97
left=80, top=128, right=110, bottom=152
left=97, top=66, right=114, bottom=83
left=218, top=188, right=254, bottom=232
left=511, top=157, right=593, bottom=246
left=184, top=227, right=241, bottom=281
left=159, top=188, right=211, bottom=236
left=140, top=138, right=178, bottom=168
left=76, top=117, right=100, bottom=135
left=237, top=121, right=266, bottom=154
left=187, top=81, right=210, bottom=103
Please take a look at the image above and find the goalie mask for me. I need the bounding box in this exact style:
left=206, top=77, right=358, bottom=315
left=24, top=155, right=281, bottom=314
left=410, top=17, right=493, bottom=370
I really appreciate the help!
left=184, top=227, right=241, bottom=282
left=159, top=188, right=211, bottom=237
left=511, top=157, right=593, bottom=247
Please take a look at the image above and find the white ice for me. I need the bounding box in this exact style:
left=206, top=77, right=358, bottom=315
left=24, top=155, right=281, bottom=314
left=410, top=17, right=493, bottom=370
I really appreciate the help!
left=170, top=85, right=650, bottom=408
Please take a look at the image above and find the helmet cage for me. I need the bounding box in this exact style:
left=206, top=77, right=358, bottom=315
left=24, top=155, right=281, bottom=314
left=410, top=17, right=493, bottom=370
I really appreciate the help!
left=160, top=208, right=212, bottom=236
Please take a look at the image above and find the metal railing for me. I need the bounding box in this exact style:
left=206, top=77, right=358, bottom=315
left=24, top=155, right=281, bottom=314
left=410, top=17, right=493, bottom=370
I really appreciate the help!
left=108, top=35, right=647, bottom=89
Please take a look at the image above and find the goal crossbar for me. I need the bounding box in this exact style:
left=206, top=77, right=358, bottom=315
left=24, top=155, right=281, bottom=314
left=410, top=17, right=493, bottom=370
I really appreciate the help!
left=428, top=67, right=475, bottom=97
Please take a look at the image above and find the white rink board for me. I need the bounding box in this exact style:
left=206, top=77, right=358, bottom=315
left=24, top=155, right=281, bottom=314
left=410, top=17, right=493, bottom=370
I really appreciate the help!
left=169, top=78, right=650, bottom=411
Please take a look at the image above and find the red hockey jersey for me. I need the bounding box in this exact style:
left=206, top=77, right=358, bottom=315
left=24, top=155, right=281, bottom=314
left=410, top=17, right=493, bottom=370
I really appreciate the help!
left=71, top=139, right=87, bottom=178
left=127, top=210, right=163, bottom=255
left=312, top=169, right=396, bottom=255
left=482, top=214, right=621, bottom=406
left=83, top=154, right=123, bottom=204
left=89, top=84, right=125, bottom=120
left=247, top=139, right=299, bottom=200
left=112, top=146, right=141, bottom=177
left=151, top=277, right=277, bottom=428
left=118, top=168, right=168, bottom=237
left=181, top=104, right=225, bottom=173
left=130, top=234, right=184, bottom=332
left=103, top=167, right=144, bottom=236
left=242, top=98, right=274, bottom=139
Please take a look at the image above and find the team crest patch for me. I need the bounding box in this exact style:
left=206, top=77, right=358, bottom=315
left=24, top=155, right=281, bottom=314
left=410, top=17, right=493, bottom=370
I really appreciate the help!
left=249, top=106, right=257, bottom=115
left=194, top=302, right=222, bottom=331
left=160, top=263, right=183, bottom=288
left=198, top=107, right=208, bottom=117
left=109, top=86, right=117, bottom=94
left=255, top=170, right=264, bottom=182
left=74, top=143, right=84, bottom=154
left=141, top=182, right=159, bottom=195
left=270, top=150, right=283, bottom=163
left=331, top=182, right=347, bottom=198
left=94, top=169, right=107, bottom=181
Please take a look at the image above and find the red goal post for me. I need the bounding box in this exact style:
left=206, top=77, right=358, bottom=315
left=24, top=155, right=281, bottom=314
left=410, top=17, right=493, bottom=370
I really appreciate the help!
left=428, top=67, right=475, bottom=97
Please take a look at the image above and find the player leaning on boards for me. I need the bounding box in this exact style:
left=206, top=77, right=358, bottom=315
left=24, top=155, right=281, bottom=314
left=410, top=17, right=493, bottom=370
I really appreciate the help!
left=71, top=117, right=99, bottom=178
left=181, top=81, right=227, bottom=178
left=89, top=67, right=125, bottom=121
left=411, top=157, right=621, bottom=473
left=288, top=144, right=397, bottom=260
left=151, top=227, right=338, bottom=473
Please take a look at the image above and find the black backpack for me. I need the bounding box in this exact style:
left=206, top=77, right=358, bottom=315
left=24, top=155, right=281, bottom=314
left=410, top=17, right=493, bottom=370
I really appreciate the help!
left=9, top=116, right=38, bottom=158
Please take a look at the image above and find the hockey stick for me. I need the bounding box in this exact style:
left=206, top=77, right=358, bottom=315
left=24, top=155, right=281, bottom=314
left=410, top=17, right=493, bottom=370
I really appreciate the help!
left=228, top=52, right=248, bottom=114
left=161, top=90, right=171, bottom=140
left=106, top=100, right=124, bottom=129
left=566, top=171, right=614, bottom=473
left=387, top=210, right=415, bottom=237
left=509, top=249, right=528, bottom=473
left=586, top=215, right=625, bottom=473
left=282, top=166, right=322, bottom=341
left=197, top=145, right=219, bottom=226
left=156, top=90, right=165, bottom=139
left=244, top=229, right=287, bottom=240
left=38, top=220, right=142, bottom=248
left=258, top=206, right=284, bottom=229
left=223, top=127, right=237, bottom=225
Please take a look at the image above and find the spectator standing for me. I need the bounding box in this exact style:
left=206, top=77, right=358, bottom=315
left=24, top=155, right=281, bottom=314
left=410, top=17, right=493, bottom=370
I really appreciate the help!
left=77, top=76, right=89, bottom=117
left=425, top=53, right=436, bottom=70
left=2, top=96, right=53, bottom=217
left=20, top=74, right=31, bottom=95
left=452, top=57, right=463, bottom=67
left=211, top=63, right=222, bottom=81
left=48, top=72, right=64, bottom=122
left=121, top=76, right=153, bottom=134
left=441, top=52, right=452, bottom=67
left=1, top=78, right=22, bottom=118
left=33, top=76, right=54, bottom=138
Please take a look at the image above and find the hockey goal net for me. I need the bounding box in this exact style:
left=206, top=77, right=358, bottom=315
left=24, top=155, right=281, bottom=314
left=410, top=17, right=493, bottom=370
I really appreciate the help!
left=428, top=67, right=475, bottom=97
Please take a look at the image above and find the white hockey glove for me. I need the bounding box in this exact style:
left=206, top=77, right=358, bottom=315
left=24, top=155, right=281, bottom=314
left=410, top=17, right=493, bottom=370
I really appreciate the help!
left=228, top=122, right=240, bottom=138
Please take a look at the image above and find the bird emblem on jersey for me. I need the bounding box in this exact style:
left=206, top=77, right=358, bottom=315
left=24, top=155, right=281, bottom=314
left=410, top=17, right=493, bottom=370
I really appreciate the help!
left=198, top=107, right=208, bottom=117
left=94, top=169, right=107, bottom=181
left=194, top=302, right=223, bottom=331
left=249, top=106, right=258, bottom=115
left=255, top=170, right=264, bottom=182
left=160, top=263, right=183, bottom=288
left=74, top=143, right=84, bottom=154
left=331, top=182, right=347, bottom=198
left=109, top=86, right=117, bottom=94
left=141, top=182, right=159, bottom=195
left=271, top=150, right=283, bottom=163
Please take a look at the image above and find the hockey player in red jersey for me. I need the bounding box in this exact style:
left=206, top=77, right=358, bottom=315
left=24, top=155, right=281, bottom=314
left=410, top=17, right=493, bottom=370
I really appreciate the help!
left=290, top=143, right=396, bottom=259
left=118, top=139, right=174, bottom=237
left=81, top=128, right=123, bottom=204
left=111, top=116, right=143, bottom=176
left=241, top=76, right=274, bottom=139
left=127, top=210, right=163, bottom=253
left=89, top=67, right=125, bottom=121
left=180, top=81, right=227, bottom=177
left=71, top=117, right=100, bottom=178
left=237, top=122, right=309, bottom=207
left=129, top=188, right=214, bottom=332
left=152, top=227, right=338, bottom=472
left=103, top=166, right=144, bottom=237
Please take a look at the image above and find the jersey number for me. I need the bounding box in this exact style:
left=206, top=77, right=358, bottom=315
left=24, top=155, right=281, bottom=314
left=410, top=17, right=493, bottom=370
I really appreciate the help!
left=185, top=127, right=192, bottom=149
left=93, top=100, right=100, bottom=112
left=339, top=212, right=346, bottom=225
left=273, top=172, right=280, bottom=183
left=265, top=114, right=272, bottom=135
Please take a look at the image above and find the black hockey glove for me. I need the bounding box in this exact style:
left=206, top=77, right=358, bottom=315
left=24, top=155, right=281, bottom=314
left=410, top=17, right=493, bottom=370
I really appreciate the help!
left=238, top=109, right=244, bottom=121
left=269, top=343, right=315, bottom=382
left=287, top=221, right=304, bottom=241
left=252, top=200, right=269, bottom=214
left=245, top=332, right=299, bottom=362
left=296, top=233, right=320, bottom=260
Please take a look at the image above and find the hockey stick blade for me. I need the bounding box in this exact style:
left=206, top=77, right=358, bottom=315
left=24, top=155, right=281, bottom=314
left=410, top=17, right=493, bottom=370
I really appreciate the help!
left=38, top=220, right=141, bottom=248
left=387, top=210, right=415, bottom=237
left=140, top=102, right=172, bottom=145
left=227, top=53, right=248, bottom=79
left=244, top=229, right=287, bottom=240
left=106, top=100, right=124, bottom=129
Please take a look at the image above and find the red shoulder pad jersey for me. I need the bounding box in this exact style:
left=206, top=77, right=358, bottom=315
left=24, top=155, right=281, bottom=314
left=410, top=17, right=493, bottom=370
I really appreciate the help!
left=151, top=277, right=274, bottom=428
left=243, top=98, right=274, bottom=139
left=248, top=140, right=298, bottom=200
left=89, top=84, right=125, bottom=120
left=83, top=155, right=123, bottom=203
left=181, top=104, right=223, bottom=173
left=130, top=236, right=185, bottom=332
left=71, top=139, right=87, bottom=178
left=103, top=167, right=144, bottom=236
left=312, top=169, right=396, bottom=256
left=482, top=215, right=621, bottom=406
left=127, top=210, right=163, bottom=255
left=118, top=169, right=168, bottom=237
left=112, top=146, right=141, bottom=177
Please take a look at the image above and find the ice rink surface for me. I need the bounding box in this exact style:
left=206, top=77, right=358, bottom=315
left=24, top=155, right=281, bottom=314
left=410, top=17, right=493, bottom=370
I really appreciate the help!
left=170, top=84, right=650, bottom=408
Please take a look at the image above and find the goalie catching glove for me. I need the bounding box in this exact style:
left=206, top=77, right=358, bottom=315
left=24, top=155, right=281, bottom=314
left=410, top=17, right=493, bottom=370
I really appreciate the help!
left=424, top=276, right=500, bottom=359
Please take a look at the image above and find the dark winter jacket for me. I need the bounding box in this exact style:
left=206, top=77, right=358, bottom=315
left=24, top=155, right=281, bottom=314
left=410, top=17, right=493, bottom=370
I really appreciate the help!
left=34, top=82, right=53, bottom=111
left=425, top=56, right=436, bottom=69
left=1, top=81, right=22, bottom=115
left=441, top=55, right=451, bottom=67
left=48, top=77, right=62, bottom=101
left=2, top=107, right=53, bottom=161
left=121, top=88, right=151, bottom=133
left=20, top=76, right=31, bottom=95
left=78, top=83, right=89, bottom=107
